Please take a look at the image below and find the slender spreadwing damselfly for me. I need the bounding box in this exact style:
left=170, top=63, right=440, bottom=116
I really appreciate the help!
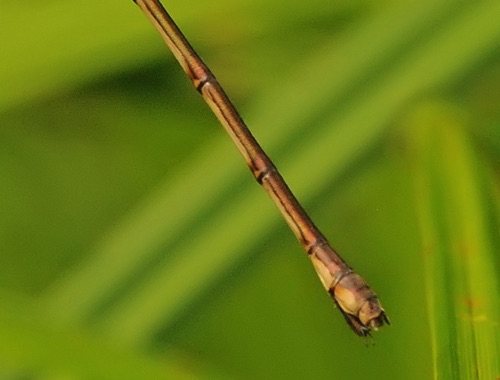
left=133, top=0, right=389, bottom=337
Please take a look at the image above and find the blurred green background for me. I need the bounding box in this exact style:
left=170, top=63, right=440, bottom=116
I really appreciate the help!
left=0, top=0, right=498, bottom=379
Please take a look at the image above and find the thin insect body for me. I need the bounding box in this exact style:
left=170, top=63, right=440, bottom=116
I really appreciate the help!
left=133, top=0, right=389, bottom=336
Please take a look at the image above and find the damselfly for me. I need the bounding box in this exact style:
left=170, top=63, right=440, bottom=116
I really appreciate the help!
left=133, top=0, right=389, bottom=336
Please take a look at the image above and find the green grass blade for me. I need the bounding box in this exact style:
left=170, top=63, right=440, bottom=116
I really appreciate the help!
left=405, top=102, right=500, bottom=379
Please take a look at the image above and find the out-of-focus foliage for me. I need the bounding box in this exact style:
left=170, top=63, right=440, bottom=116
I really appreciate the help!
left=0, top=0, right=498, bottom=378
